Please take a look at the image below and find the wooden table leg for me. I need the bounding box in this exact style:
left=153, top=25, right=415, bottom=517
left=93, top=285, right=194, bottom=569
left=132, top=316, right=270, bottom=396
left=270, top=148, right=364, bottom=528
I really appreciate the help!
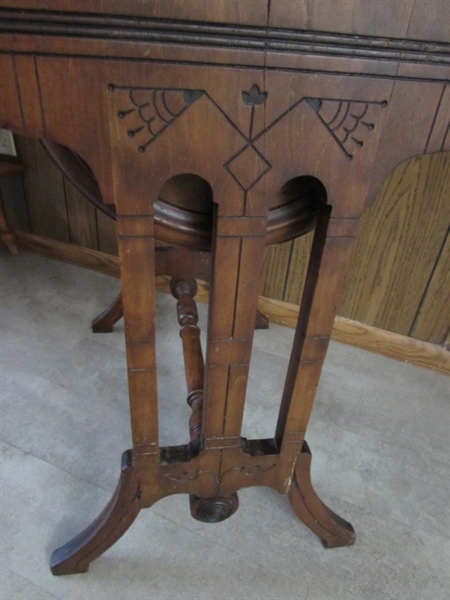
left=277, top=203, right=357, bottom=547
left=50, top=198, right=357, bottom=574
left=288, top=442, right=355, bottom=548
left=51, top=200, right=161, bottom=573
left=50, top=450, right=141, bottom=575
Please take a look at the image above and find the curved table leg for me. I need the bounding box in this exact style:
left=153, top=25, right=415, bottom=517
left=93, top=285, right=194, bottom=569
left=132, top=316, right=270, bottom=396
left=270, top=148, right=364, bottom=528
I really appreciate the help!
left=91, top=291, right=123, bottom=333
left=287, top=442, right=355, bottom=548
left=51, top=450, right=141, bottom=575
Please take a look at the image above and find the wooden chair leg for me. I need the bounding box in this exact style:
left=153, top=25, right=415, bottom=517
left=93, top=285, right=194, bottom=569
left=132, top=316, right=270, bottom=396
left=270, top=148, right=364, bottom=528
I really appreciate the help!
left=287, top=442, right=355, bottom=548
left=50, top=450, right=141, bottom=575
left=91, top=291, right=123, bottom=333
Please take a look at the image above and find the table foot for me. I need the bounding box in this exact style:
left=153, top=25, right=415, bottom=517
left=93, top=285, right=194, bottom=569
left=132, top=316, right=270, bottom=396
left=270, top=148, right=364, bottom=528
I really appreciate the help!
left=255, top=310, right=269, bottom=329
left=287, top=442, right=355, bottom=548
left=50, top=450, right=141, bottom=575
left=190, top=493, right=239, bottom=523
left=91, top=291, right=123, bottom=333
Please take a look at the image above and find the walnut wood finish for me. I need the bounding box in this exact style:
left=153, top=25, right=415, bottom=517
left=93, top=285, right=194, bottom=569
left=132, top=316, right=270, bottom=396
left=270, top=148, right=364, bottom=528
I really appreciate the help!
left=171, top=278, right=205, bottom=442
left=50, top=450, right=141, bottom=575
left=288, top=442, right=355, bottom=548
left=91, top=291, right=123, bottom=333
left=0, top=0, right=448, bottom=574
left=170, top=277, right=240, bottom=522
left=41, top=138, right=317, bottom=331
left=0, top=194, right=17, bottom=254
left=0, top=160, right=24, bottom=254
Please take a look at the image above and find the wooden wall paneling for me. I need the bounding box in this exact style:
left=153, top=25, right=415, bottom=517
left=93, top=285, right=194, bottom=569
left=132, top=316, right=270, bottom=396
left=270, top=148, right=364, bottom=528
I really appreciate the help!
left=409, top=226, right=450, bottom=342
left=406, top=0, right=450, bottom=43
left=96, top=208, right=118, bottom=256
left=339, top=152, right=450, bottom=342
left=0, top=0, right=270, bottom=25
left=366, top=81, right=448, bottom=208
left=18, top=135, right=118, bottom=255
left=63, top=177, right=99, bottom=250
left=283, top=232, right=314, bottom=305
left=0, top=54, right=23, bottom=133
left=0, top=173, right=30, bottom=232
left=15, top=137, right=70, bottom=243
left=260, top=241, right=291, bottom=300
left=268, top=0, right=415, bottom=39
left=260, top=233, right=314, bottom=305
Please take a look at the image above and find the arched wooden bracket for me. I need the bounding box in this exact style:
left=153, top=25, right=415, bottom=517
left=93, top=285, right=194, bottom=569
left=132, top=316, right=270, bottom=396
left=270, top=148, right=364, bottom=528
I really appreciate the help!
left=50, top=450, right=141, bottom=575
left=287, top=442, right=355, bottom=548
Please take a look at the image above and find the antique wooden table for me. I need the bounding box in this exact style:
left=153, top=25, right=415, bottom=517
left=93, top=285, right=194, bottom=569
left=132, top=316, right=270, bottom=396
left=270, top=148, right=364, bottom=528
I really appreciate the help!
left=1, top=1, right=449, bottom=575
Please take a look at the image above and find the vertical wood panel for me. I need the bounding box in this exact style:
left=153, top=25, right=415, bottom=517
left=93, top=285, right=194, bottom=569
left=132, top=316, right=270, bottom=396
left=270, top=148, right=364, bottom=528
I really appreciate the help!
left=15, top=137, right=70, bottom=242
left=339, top=152, right=450, bottom=339
left=0, top=174, right=30, bottom=232
left=96, top=209, right=118, bottom=255
left=260, top=242, right=291, bottom=300
left=283, top=232, right=314, bottom=305
left=409, top=227, right=450, bottom=342
left=64, top=178, right=99, bottom=250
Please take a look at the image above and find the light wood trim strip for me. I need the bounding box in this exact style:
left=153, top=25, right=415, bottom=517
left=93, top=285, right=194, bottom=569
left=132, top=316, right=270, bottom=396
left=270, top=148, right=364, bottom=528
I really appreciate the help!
left=16, top=230, right=121, bottom=277
left=330, top=316, right=450, bottom=377
left=257, top=297, right=450, bottom=376
left=15, top=230, right=449, bottom=376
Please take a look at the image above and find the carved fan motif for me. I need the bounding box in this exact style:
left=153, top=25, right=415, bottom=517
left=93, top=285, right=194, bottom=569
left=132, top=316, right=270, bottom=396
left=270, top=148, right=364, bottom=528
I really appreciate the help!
left=110, top=83, right=387, bottom=167
left=112, top=86, right=204, bottom=152
left=305, top=98, right=387, bottom=159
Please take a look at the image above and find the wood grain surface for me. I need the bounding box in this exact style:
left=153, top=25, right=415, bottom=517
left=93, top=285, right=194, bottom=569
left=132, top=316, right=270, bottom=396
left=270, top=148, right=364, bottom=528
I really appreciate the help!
left=1, top=142, right=449, bottom=345
left=339, top=152, right=450, bottom=339
left=11, top=230, right=449, bottom=376
left=1, top=0, right=448, bottom=572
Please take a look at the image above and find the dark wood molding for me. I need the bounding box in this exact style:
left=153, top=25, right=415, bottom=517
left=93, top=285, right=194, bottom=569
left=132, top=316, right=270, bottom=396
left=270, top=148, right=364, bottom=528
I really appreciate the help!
left=1, top=9, right=449, bottom=66
left=1, top=8, right=449, bottom=83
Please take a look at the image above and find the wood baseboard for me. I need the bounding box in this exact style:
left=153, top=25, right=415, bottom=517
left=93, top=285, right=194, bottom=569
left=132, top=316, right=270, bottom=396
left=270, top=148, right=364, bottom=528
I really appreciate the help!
left=256, top=296, right=449, bottom=376
left=16, top=231, right=121, bottom=278
left=15, top=230, right=450, bottom=376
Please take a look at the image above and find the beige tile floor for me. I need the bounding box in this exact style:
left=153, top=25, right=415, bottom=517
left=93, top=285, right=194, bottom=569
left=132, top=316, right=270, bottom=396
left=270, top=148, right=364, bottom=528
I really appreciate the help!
left=1, top=249, right=449, bottom=600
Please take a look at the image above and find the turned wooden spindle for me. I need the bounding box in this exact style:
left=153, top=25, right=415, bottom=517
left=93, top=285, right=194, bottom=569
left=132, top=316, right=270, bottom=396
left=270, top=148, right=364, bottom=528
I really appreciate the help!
left=170, top=278, right=204, bottom=441
left=170, top=277, right=239, bottom=523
